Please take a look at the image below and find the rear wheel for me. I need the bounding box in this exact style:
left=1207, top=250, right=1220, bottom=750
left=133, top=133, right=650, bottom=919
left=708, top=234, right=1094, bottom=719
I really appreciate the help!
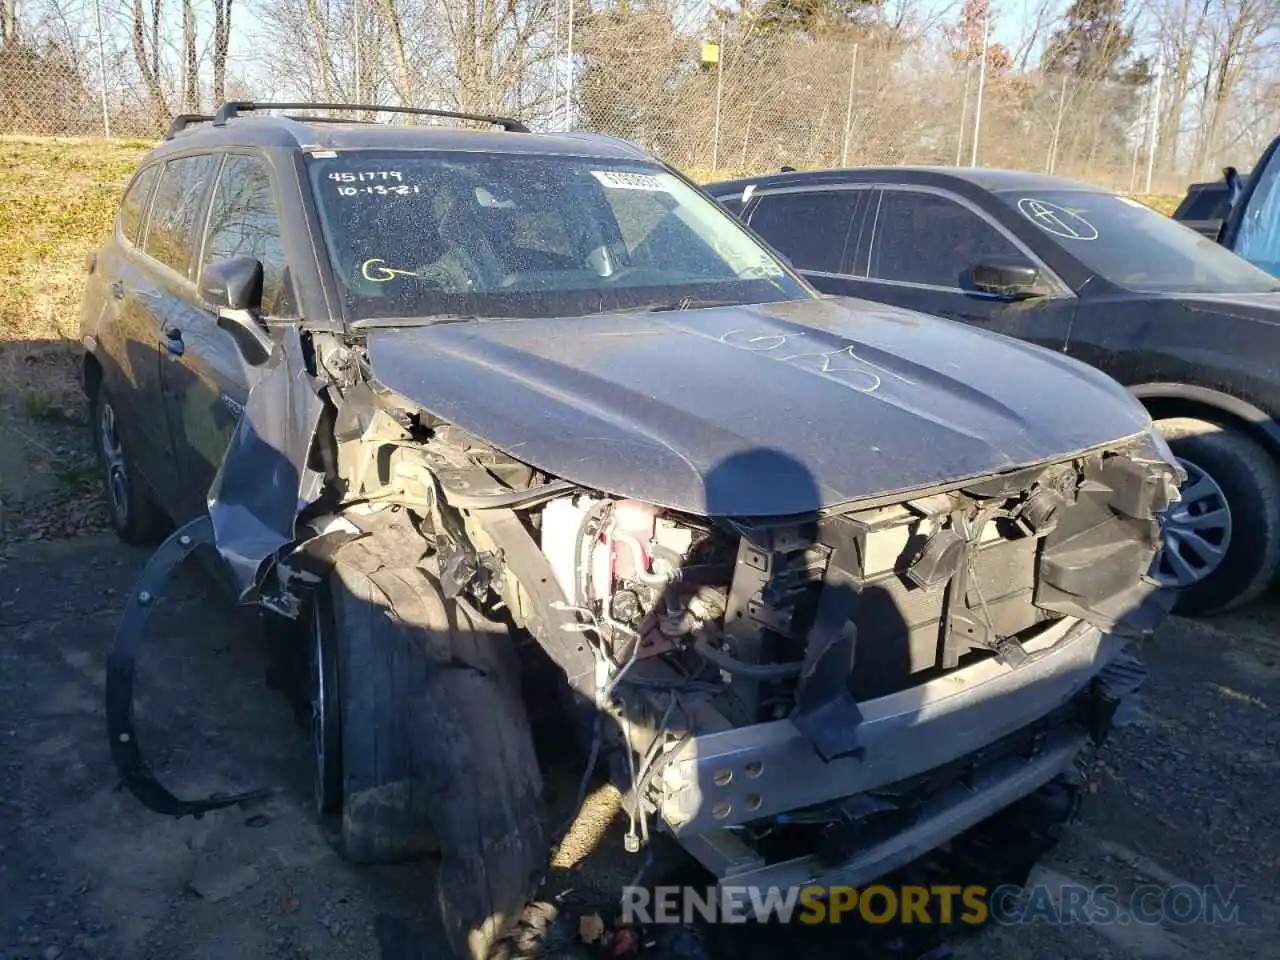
left=89, top=386, right=165, bottom=544
left=317, top=538, right=546, bottom=958
left=1153, top=417, right=1280, bottom=615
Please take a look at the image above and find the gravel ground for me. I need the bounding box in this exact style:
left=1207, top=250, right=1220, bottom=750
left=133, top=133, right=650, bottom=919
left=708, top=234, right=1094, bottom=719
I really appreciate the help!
left=1, top=408, right=1278, bottom=960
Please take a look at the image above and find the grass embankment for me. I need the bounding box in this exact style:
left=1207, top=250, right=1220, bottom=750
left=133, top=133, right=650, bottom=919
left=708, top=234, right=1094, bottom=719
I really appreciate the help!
left=0, top=137, right=151, bottom=414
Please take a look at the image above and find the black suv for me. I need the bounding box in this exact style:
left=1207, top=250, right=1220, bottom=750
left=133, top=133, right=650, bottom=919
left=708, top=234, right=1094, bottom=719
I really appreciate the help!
left=708, top=166, right=1280, bottom=616
left=83, top=103, right=1178, bottom=958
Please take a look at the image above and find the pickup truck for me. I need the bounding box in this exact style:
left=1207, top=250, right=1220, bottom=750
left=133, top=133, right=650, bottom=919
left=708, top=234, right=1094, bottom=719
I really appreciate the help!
left=1172, top=135, right=1280, bottom=275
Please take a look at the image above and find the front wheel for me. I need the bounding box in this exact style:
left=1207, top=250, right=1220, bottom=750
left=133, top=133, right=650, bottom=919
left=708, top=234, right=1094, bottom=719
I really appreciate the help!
left=317, top=539, right=546, bottom=958
left=1153, top=417, right=1280, bottom=616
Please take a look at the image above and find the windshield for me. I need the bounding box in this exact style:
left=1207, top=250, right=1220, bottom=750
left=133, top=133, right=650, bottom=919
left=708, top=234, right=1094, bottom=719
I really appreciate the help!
left=1235, top=145, right=1280, bottom=277
left=306, top=150, right=807, bottom=320
left=999, top=189, right=1278, bottom=294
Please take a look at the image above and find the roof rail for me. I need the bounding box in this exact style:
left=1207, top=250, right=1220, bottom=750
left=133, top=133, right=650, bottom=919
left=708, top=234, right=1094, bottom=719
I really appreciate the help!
left=165, top=113, right=215, bottom=139
left=211, top=101, right=530, bottom=133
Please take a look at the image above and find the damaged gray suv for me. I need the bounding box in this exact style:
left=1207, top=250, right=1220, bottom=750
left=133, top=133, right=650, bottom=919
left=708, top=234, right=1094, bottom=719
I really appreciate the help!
left=82, top=102, right=1182, bottom=957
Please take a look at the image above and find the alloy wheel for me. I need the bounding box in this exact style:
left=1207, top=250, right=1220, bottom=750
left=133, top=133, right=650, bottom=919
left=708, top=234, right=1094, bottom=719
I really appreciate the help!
left=1155, top=457, right=1233, bottom=589
left=98, top=399, right=130, bottom=525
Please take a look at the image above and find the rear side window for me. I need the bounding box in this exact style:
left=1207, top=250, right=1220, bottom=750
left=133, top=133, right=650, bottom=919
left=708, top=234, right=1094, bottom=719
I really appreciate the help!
left=119, top=166, right=159, bottom=244
left=747, top=190, right=860, bottom=273
left=145, top=154, right=216, bottom=277
left=202, top=155, right=291, bottom=315
left=870, top=190, right=1028, bottom=288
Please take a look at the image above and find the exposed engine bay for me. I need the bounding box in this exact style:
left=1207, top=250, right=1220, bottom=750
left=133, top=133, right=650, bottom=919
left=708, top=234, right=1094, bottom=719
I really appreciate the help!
left=291, top=375, right=1179, bottom=875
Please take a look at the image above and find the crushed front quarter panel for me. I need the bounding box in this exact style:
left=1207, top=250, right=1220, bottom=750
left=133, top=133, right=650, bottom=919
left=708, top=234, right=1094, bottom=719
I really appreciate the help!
left=206, top=325, right=327, bottom=599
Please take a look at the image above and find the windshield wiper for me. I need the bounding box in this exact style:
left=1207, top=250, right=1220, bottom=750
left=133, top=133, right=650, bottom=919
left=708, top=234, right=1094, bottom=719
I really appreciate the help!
left=591, top=298, right=740, bottom=316
left=351, top=314, right=479, bottom=329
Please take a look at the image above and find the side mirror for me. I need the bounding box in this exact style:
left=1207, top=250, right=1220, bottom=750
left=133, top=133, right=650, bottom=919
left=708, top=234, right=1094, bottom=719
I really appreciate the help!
left=200, top=256, right=263, bottom=311
left=971, top=259, right=1049, bottom=300
left=199, top=257, right=273, bottom=365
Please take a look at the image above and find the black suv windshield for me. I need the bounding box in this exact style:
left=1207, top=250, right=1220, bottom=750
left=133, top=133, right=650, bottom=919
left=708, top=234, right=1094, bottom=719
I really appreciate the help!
left=306, top=150, right=807, bottom=321
left=1000, top=189, right=1279, bottom=294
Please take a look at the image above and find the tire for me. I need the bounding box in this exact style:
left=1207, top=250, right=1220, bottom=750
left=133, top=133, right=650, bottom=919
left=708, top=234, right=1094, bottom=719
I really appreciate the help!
left=88, top=385, right=166, bottom=544
left=321, top=538, right=545, bottom=958
left=1154, top=417, right=1280, bottom=616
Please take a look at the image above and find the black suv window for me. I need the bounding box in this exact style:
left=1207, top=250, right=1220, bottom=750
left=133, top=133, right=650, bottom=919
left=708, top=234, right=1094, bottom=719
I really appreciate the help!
left=145, top=154, right=216, bottom=277
left=871, top=189, right=1028, bottom=288
left=202, top=155, right=290, bottom=315
left=748, top=190, right=860, bottom=273
left=119, top=166, right=159, bottom=244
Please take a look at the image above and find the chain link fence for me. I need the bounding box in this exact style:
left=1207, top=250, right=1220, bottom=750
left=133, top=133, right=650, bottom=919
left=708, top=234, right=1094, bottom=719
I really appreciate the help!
left=573, top=29, right=1167, bottom=193
left=0, top=1, right=1215, bottom=196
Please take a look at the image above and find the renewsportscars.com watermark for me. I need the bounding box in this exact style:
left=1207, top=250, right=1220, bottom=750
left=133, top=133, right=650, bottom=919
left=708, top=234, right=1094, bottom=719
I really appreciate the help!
left=621, top=883, right=1244, bottom=927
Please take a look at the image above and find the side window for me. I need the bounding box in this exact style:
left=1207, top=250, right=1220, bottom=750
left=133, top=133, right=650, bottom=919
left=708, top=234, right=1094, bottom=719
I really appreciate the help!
left=870, top=190, right=1029, bottom=288
left=119, top=166, right=159, bottom=244
left=1235, top=149, right=1280, bottom=275
left=202, top=155, right=291, bottom=315
left=145, top=154, right=216, bottom=277
left=747, top=191, right=860, bottom=273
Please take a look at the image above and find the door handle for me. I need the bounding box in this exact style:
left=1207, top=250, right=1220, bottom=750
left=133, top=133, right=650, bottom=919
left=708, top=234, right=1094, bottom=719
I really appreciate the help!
left=163, top=327, right=184, bottom=357
left=111, top=280, right=125, bottom=300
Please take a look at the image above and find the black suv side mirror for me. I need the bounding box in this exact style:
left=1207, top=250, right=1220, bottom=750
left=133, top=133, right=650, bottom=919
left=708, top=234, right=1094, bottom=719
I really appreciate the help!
left=200, top=256, right=273, bottom=365
left=970, top=259, right=1049, bottom=300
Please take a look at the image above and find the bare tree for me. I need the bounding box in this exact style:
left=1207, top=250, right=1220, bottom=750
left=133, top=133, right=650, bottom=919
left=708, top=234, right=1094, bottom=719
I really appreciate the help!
left=132, top=0, right=168, bottom=118
left=1, top=0, right=19, bottom=44
left=440, top=0, right=555, bottom=114
left=1146, top=0, right=1211, bottom=173
left=182, top=0, right=198, bottom=110
left=375, top=0, right=414, bottom=104
left=1193, top=0, right=1279, bottom=175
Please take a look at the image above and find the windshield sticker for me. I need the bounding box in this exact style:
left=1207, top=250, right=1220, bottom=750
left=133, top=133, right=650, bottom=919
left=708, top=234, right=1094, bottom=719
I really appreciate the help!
left=1016, top=198, right=1099, bottom=240
left=590, top=170, right=670, bottom=192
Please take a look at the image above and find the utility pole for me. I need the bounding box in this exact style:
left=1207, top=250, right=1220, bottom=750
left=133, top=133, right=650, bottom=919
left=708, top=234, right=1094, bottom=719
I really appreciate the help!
left=840, top=43, right=859, bottom=167
left=970, top=5, right=989, bottom=168
left=712, top=19, right=725, bottom=172
left=564, top=0, right=574, bottom=131
left=94, top=0, right=110, bottom=136
left=353, top=0, right=361, bottom=104
left=1145, top=71, right=1162, bottom=194
left=1046, top=72, right=1067, bottom=174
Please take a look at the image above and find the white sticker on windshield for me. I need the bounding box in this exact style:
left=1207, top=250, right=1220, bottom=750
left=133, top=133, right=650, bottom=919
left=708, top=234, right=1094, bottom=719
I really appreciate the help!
left=591, top=170, right=670, bottom=192
left=1016, top=198, right=1098, bottom=240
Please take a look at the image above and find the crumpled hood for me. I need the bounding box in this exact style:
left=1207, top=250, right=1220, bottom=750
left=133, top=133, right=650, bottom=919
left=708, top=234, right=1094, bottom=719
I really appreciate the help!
left=366, top=297, right=1151, bottom=516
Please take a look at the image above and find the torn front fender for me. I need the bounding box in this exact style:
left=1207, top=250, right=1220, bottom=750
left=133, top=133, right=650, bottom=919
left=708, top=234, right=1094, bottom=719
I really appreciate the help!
left=206, top=326, right=327, bottom=600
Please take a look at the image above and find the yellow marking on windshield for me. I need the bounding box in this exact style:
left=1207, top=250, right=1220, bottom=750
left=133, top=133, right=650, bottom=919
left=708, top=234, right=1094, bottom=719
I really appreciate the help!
left=361, top=258, right=419, bottom=282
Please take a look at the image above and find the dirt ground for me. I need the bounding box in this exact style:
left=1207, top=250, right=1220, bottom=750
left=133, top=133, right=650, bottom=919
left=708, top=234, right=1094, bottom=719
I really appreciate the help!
left=2, top=396, right=1279, bottom=960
